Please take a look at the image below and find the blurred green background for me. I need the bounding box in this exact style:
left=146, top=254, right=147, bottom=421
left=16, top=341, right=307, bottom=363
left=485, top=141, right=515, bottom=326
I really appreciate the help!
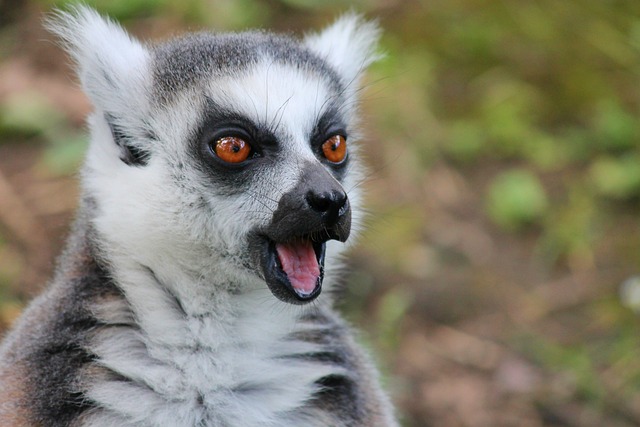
left=2, top=0, right=640, bottom=425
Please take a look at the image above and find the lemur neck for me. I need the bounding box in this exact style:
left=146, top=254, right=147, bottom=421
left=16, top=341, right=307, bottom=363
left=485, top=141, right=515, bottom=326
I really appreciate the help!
left=104, top=249, right=311, bottom=348
left=83, top=238, right=340, bottom=425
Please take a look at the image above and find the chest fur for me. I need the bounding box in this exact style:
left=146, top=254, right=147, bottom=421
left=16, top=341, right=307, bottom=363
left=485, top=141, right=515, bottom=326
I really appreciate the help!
left=80, top=289, right=348, bottom=427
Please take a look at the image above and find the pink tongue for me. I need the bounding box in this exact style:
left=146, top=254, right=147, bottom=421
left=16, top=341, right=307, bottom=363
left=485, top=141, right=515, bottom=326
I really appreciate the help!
left=275, top=241, right=320, bottom=295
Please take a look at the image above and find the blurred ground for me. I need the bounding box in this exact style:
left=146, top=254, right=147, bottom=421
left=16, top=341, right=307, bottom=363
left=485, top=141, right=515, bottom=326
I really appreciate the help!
left=2, top=1, right=640, bottom=426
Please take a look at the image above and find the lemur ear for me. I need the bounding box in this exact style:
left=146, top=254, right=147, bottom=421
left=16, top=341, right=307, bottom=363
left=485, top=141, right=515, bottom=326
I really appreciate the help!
left=304, top=14, right=382, bottom=87
left=46, top=6, right=151, bottom=165
left=46, top=6, right=149, bottom=114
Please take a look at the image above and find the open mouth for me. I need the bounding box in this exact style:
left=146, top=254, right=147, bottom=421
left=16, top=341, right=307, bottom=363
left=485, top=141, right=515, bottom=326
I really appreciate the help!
left=261, top=236, right=327, bottom=304
left=253, top=175, right=352, bottom=304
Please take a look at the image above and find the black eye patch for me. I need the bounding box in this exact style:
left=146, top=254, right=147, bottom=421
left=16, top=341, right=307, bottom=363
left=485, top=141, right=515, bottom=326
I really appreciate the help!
left=309, top=108, right=350, bottom=176
left=188, top=99, right=284, bottom=195
left=105, top=114, right=150, bottom=166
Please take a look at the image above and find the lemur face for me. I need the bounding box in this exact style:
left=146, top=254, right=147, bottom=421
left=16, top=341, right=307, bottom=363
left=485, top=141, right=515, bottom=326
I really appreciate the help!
left=196, top=69, right=353, bottom=304
left=152, top=43, right=363, bottom=304
left=148, top=56, right=356, bottom=304
left=50, top=9, right=379, bottom=305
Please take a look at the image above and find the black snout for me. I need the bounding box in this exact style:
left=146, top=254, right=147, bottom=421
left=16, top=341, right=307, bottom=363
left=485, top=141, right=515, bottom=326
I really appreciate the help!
left=253, top=162, right=353, bottom=305
left=265, top=162, right=352, bottom=243
left=305, top=190, right=349, bottom=227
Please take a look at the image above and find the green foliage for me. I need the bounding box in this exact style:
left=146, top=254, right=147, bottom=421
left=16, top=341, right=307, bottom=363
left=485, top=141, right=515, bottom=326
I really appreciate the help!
left=516, top=297, right=640, bottom=409
left=593, top=99, right=640, bottom=153
left=376, top=288, right=411, bottom=353
left=445, top=120, right=485, bottom=163
left=538, top=187, right=599, bottom=265
left=535, top=338, right=606, bottom=404
left=278, top=0, right=358, bottom=9
left=173, top=0, right=272, bottom=28
left=590, top=154, right=640, bottom=200
left=0, top=92, right=65, bottom=139
left=365, top=0, right=640, bottom=278
left=42, top=133, right=88, bottom=175
left=0, top=90, right=86, bottom=173
left=43, top=0, right=168, bottom=20
left=486, top=169, right=549, bottom=231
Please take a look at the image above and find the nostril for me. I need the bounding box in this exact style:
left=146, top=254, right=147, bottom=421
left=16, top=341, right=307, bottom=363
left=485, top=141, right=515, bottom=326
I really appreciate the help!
left=306, top=191, right=332, bottom=213
left=306, top=190, right=347, bottom=217
left=333, top=191, right=348, bottom=213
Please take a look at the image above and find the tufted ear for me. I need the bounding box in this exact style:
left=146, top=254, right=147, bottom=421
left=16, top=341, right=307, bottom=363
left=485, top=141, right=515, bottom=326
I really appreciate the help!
left=46, top=6, right=150, bottom=114
left=304, top=14, right=382, bottom=87
left=46, top=6, right=152, bottom=165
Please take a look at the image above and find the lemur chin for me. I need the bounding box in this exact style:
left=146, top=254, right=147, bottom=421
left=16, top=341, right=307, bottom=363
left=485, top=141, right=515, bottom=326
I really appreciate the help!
left=0, top=6, right=398, bottom=426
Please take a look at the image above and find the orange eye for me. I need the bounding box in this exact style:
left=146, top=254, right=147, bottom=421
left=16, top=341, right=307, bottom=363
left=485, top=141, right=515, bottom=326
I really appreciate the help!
left=214, top=136, right=251, bottom=163
left=321, top=135, right=347, bottom=163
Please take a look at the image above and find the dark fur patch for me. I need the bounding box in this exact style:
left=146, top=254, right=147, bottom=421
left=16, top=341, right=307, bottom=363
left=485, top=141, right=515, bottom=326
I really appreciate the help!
left=287, top=310, right=371, bottom=424
left=187, top=95, right=350, bottom=203
left=151, top=32, right=343, bottom=105
left=106, top=114, right=150, bottom=166
left=315, top=374, right=361, bottom=414
left=187, top=98, right=284, bottom=196
left=0, top=201, right=126, bottom=426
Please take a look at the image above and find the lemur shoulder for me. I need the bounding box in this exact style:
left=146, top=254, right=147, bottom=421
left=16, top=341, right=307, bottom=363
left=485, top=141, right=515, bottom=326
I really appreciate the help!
left=0, top=7, right=397, bottom=426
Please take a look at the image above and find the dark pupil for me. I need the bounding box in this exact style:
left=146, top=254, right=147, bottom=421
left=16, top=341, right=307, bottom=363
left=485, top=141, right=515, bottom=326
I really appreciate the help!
left=232, top=144, right=240, bottom=153
left=331, top=142, right=338, bottom=151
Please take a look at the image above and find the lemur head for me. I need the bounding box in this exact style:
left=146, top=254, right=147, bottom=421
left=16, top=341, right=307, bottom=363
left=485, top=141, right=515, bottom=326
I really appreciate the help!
left=48, top=7, right=380, bottom=305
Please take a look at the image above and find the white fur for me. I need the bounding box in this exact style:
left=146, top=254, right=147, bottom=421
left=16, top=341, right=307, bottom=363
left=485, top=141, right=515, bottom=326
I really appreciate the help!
left=80, top=66, right=361, bottom=426
left=305, top=14, right=382, bottom=91
left=48, top=6, right=392, bottom=426
left=46, top=7, right=153, bottom=153
left=85, top=274, right=349, bottom=426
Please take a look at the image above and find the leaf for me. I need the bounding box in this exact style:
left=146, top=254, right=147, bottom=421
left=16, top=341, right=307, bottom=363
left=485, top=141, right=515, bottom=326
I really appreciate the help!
left=485, top=168, right=549, bottom=231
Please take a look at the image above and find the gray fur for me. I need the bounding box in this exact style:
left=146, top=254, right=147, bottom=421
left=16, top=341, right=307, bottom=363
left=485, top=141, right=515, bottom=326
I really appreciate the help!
left=0, top=199, right=121, bottom=426
left=152, top=32, right=343, bottom=105
left=0, top=7, right=397, bottom=426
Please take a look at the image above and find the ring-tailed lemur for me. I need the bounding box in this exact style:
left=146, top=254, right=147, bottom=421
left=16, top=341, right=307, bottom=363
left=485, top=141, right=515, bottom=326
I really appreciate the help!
left=0, top=7, right=397, bottom=426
